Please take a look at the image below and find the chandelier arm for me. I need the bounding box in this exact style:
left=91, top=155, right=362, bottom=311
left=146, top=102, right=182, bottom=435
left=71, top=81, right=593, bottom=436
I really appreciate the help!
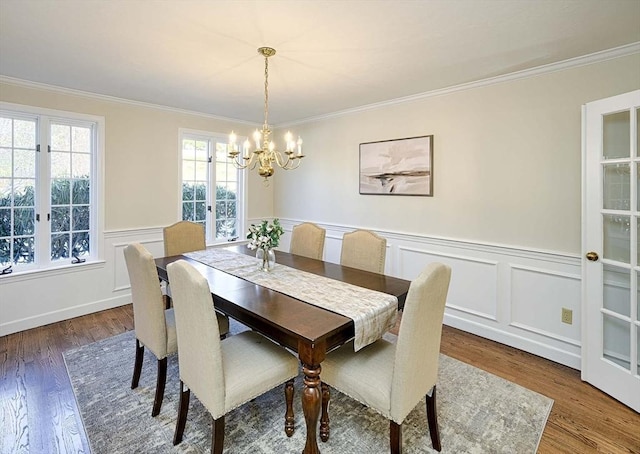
left=281, top=158, right=302, bottom=171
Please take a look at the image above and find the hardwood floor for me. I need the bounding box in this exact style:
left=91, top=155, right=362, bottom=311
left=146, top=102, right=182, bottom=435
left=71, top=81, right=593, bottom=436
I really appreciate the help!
left=1, top=305, right=638, bottom=453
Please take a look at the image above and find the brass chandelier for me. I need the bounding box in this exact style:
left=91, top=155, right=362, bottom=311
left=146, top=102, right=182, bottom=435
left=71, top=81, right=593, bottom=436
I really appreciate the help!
left=228, top=47, right=304, bottom=181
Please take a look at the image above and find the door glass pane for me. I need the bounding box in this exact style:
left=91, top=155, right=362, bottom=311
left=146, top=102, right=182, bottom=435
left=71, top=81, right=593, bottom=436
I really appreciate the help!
left=603, top=214, right=630, bottom=263
left=603, top=163, right=630, bottom=210
left=603, top=313, right=630, bottom=371
left=603, top=111, right=630, bottom=159
left=603, top=264, right=630, bottom=317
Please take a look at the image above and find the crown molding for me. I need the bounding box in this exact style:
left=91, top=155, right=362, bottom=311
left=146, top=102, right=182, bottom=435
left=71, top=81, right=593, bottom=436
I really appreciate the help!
left=2, top=42, right=638, bottom=128
left=0, top=75, right=259, bottom=127
left=280, top=42, right=640, bottom=127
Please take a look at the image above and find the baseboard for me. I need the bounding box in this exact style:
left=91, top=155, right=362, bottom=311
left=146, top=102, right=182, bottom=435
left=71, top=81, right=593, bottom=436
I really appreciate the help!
left=0, top=294, right=131, bottom=337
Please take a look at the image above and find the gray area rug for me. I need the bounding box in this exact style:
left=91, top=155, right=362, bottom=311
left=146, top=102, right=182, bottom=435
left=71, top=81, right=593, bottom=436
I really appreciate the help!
left=64, top=322, right=553, bottom=453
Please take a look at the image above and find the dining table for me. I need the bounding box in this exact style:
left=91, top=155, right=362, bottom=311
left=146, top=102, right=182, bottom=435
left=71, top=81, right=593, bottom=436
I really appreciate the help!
left=155, top=244, right=411, bottom=454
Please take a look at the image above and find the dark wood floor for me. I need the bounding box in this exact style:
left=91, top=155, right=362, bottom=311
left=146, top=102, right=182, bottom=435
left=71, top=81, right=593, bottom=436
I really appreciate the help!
left=1, top=305, right=638, bottom=453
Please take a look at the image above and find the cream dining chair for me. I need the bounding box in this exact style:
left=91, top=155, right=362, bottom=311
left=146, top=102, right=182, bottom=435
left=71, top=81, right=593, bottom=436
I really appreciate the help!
left=163, top=220, right=206, bottom=257
left=289, top=222, right=326, bottom=260
left=340, top=229, right=387, bottom=274
left=319, top=262, right=451, bottom=453
left=163, top=220, right=229, bottom=337
left=124, top=242, right=179, bottom=417
left=167, top=259, right=299, bottom=452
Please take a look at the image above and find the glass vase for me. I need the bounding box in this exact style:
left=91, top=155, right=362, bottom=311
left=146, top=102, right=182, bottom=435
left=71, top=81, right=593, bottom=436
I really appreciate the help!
left=256, top=247, right=276, bottom=272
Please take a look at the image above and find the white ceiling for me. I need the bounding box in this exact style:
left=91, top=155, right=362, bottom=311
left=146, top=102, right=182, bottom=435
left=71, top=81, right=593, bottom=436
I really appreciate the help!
left=1, top=0, right=639, bottom=125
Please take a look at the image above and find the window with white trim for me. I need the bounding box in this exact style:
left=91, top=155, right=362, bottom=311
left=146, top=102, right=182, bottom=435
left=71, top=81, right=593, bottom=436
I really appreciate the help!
left=0, top=105, right=102, bottom=273
left=180, top=130, right=244, bottom=244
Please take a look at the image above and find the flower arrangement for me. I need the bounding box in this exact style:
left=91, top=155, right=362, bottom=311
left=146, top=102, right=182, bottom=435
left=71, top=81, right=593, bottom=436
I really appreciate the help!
left=247, top=218, right=285, bottom=251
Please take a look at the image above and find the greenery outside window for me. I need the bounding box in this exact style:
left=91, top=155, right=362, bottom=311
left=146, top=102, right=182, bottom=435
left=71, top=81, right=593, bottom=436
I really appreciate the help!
left=180, top=129, right=244, bottom=244
left=0, top=103, right=102, bottom=272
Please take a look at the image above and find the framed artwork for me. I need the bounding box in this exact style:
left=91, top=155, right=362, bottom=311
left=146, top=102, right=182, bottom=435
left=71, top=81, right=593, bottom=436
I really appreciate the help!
left=359, top=135, right=433, bottom=196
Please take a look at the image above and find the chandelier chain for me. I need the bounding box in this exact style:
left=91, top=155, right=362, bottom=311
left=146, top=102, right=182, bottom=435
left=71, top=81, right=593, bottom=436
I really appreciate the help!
left=264, top=54, right=269, bottom=129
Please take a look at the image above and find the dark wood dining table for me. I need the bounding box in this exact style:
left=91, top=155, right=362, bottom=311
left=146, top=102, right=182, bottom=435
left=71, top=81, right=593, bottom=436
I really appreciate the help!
left=155, top=245, right=410, bottom=454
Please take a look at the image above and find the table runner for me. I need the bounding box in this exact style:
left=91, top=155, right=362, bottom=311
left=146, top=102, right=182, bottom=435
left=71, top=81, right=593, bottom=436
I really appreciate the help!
left=183, top=247, right=398, bottom=351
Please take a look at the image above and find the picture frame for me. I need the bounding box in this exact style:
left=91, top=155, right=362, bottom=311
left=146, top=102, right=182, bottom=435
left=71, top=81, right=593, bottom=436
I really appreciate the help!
left=359, top=135, right=433, bottom=196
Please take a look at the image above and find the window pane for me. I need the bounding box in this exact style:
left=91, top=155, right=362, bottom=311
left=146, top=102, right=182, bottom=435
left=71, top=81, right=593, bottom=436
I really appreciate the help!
left=51, top=124, right=71, bottom=151
left=72, top=153, right=90, bottom=177
left=182, top=161, right=195, bottom=181
left=216, top=163, right=228, bottom=182
left=0, top=118, right=11, bottom=147
left=72, top=179, right=90, bottom=204
left=0, top=238, right=9, bottom=265
left=195, top=140, right=208, bottom=160
left=226, top=201, right=236, bottom=218
left=0, top=208, right=10, bottom=236
left=72, top=232, right=90, bottom=256
left=226, top=183, right=237, bottom=199
left=603, top=111, right=630, bottom=159
left=182, top=139, right=195, bottom=160
left=603, top=264, right=631, bottom=317
left=194, top=183, right=206, bottom=201
left=13, top=208, right=34, bottom=235
left=0, top=179, right=9, bottom=207
left=14, top=149, right=35, bottom=178
left=603, top=214, right=630, bottom=263
left=195, top=161, right=207, bottom=181
left=73, top=206, right=90, bottom=231
left=51, top=152, right=71, bottom=178
left=72, top=126, right=91, bottom=153
left=51, top=233, right=69, bottom=260
left=51, top=207, right=70, bottom=232
left=0, top=148, right=11, bottom=177
left=13, top=237, right=34, bottom=263
left=182, top=182, right=194, bottom=201
left=182, top=202, right=194, bottom=221
left=13, top=180, right=34, bottom=206
left=14, top=119, right=35, bottom=149
left=195, top=201, right=206, bottom=221
left=216, top=201, right=225, bottom=218
left=51, top=179, right=71, bottom=205
left=603, top=314, right=630, bottom=370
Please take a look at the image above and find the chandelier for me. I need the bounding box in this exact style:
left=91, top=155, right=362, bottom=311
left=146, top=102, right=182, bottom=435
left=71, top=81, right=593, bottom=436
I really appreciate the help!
left=228, top=47, right=304, bottom=181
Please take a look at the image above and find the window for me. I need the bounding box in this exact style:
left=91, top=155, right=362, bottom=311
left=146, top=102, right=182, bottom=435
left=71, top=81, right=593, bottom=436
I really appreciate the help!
left=0, top=104, right=102, bottom=272
left=180, top=129, right=244, bottom=244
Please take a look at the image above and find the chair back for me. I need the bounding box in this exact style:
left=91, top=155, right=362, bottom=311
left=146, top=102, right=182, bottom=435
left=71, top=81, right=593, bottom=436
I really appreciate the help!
left=340, top=229, right=387, bottom=274
left=290, top=222, right=326, bottom=260
left=167, top=259, right=225, bottom=418
left=163, top=221, right=206, bottom=257
left=390, top=262, right=451, bottom=423
left=123, top=243, right=168, bottom=359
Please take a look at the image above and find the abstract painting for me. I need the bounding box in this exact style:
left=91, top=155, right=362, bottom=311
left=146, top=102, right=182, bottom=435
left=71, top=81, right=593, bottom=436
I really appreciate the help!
left=359, top=135, right=433, bottom=196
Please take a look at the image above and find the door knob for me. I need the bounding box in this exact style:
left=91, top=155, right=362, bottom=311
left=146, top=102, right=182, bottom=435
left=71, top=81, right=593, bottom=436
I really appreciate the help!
left=586, top=251, right=599, bottom=262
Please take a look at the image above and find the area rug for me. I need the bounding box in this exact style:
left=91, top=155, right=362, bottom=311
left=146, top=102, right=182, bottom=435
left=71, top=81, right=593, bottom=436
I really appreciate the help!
left=63, top=322, right=552, bottom=453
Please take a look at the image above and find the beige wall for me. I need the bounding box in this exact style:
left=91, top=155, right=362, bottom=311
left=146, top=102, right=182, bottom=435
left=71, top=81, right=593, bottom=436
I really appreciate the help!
left=273, top=54, right=640, bottom=255
left=0, top=82, right=273, bottom=231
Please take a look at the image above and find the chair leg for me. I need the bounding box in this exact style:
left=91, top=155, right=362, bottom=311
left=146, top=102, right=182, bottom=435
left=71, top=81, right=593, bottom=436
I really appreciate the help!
left=211, top=415, right=225, bottom=454
left=173, top=381, right=191, bottom=445
left=426, top=385, right=441, bottom=452
left=151, top=357, right=167, bottom=417
left=131, top=339, right=144, bottom=389
left=320, top=382, right=330, bottom=442
left=390, top=420, right=402, bottom=454
left=284, top=379, right=295, bottom=437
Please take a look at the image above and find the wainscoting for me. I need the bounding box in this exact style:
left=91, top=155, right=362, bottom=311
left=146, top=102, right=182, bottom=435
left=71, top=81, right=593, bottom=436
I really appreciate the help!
left=0, top=219, right=582, bottom=369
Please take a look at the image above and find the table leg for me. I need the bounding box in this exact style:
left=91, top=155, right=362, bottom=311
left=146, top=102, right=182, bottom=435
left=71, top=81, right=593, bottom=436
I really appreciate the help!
left=298, top=341, right=326, bottom=454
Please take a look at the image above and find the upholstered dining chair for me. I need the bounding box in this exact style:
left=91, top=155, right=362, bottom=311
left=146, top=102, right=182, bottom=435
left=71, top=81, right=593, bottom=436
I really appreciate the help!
left=319, top=262, right=451, bottom=453
left=167, top=259, right=300, bottom=452
left=340, top=229, right=387, bottom=274
left=290, top=222, right=326, bottom=260
left=163, top=220, right=206, bottom=257
left=124, top=242, right=179, bottom=417
left=163, top=221, right=230, bottom=337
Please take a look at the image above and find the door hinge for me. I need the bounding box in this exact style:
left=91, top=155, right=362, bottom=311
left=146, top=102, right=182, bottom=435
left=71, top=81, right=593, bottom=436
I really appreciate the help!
left=36, top=144, right=40, bottom=152
left=36, top=213, right=40, bottom=222
left=207, top=205, right=212, bottom=212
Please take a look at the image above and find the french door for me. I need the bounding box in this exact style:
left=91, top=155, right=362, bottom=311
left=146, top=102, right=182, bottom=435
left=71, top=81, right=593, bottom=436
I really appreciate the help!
left=583, top=89, right=640, bottom=412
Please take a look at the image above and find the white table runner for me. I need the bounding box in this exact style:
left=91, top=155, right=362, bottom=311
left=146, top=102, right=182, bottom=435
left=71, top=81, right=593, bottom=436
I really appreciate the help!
left=183, top=248, right=398, bottom=351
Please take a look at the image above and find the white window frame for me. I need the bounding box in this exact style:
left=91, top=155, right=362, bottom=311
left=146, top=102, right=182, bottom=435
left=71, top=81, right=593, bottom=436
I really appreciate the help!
left=178, top=128, right=246, bottom=245
left=0, top=102, right=105, bottom=275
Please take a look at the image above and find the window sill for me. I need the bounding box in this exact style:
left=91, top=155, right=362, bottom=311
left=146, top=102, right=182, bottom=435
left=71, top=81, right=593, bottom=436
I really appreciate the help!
left=0, top=259, right=106, bottom=284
